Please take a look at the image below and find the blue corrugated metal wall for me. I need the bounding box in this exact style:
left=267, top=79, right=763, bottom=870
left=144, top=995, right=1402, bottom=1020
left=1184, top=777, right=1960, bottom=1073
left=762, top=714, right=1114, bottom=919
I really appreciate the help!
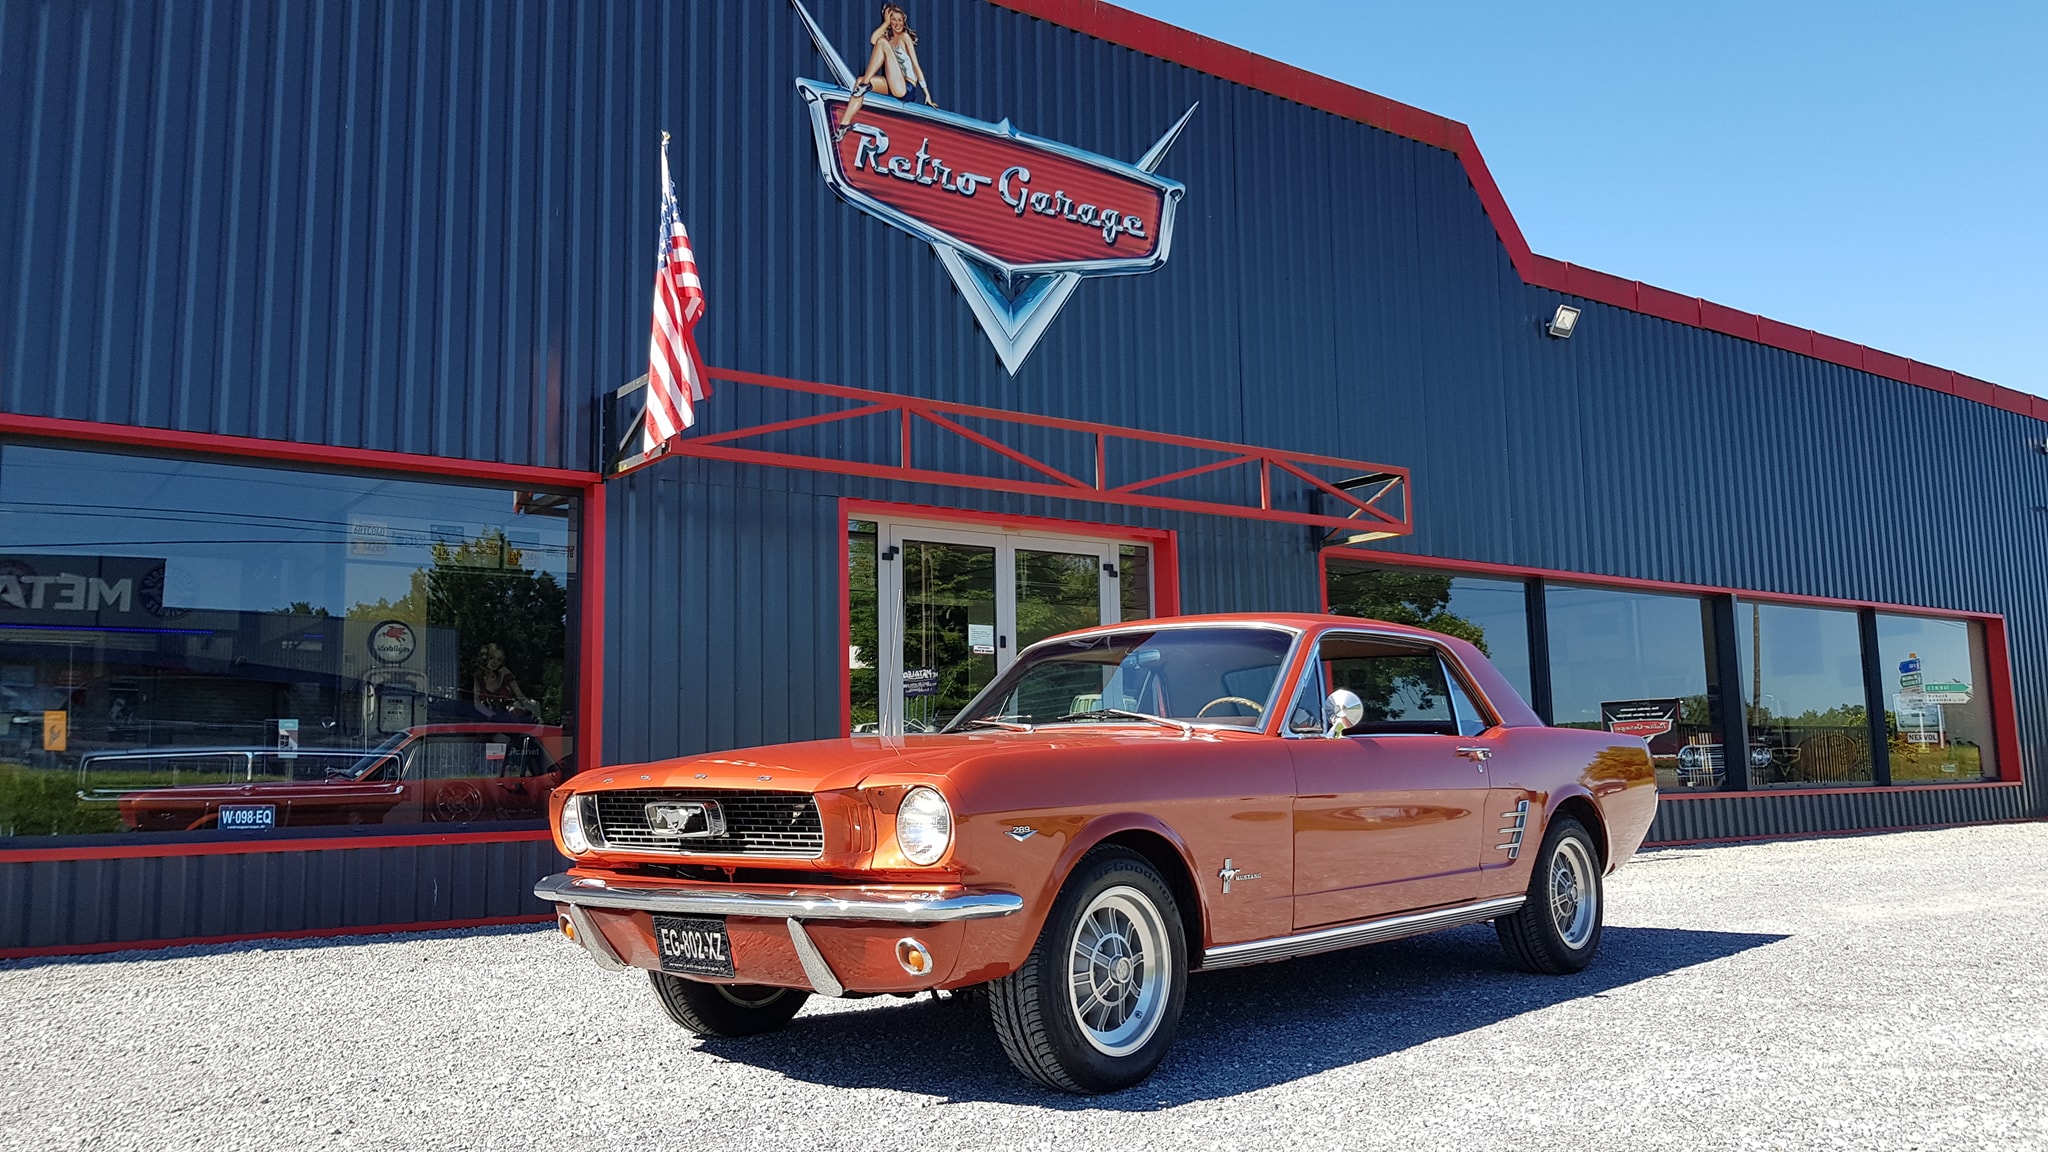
left=2, top=0, right=2041, bottom=949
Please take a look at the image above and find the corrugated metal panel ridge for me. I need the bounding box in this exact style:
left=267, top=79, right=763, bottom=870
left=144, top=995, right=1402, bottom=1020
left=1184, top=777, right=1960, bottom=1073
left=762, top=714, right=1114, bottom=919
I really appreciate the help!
left=0, top=840, right=563, bottom=951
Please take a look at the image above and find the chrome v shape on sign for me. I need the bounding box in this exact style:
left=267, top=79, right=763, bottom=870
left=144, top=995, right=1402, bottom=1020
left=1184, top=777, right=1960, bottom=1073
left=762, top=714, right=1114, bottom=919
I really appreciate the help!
left=790, top=0, right=1194, bottom=374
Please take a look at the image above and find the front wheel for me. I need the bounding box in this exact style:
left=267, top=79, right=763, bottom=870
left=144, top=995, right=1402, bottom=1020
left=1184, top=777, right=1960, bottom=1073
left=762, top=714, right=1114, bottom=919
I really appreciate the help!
left=987, top=847, right=1188, bottom=1094
left=1495, top=815, right=1603, bottom=974
left=649, top=972, right=809, bottom=1037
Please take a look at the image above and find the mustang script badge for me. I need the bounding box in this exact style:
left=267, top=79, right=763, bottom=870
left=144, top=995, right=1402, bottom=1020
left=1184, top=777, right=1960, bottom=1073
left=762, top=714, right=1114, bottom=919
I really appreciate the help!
left=791, top=0, right=1194, bottom=373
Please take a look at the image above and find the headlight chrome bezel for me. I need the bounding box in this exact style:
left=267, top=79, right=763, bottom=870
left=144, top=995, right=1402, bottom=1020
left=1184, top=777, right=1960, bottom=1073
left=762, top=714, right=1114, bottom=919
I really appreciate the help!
left=895, top=786, right=953, bottom=866
left=559, top=793, right=592, bottom=855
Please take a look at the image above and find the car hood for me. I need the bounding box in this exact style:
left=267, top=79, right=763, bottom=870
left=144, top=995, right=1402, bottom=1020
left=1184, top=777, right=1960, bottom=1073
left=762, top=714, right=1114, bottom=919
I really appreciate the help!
left=574, top=728, right=1262, bottom=795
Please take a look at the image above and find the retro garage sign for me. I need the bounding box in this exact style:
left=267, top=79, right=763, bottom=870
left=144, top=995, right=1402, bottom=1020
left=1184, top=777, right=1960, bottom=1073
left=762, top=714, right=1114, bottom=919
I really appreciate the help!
left=791, top=0, right=1193, bottom=374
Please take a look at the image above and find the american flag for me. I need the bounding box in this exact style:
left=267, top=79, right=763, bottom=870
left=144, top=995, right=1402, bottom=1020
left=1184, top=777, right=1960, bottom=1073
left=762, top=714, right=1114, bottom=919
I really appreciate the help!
left=643, top=134, right=709, bottom=454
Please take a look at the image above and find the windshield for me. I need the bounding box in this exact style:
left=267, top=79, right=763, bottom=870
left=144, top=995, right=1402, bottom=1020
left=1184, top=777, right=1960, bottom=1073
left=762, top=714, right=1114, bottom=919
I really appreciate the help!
left=947, top=626, right=1297, bottom=730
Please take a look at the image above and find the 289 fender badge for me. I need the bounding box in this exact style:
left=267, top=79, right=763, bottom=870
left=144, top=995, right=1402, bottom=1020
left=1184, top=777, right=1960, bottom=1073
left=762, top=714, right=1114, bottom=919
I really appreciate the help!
left=1007, top=825, right=1036, bottom=841
left=791, top=0, right=1194, bottom=375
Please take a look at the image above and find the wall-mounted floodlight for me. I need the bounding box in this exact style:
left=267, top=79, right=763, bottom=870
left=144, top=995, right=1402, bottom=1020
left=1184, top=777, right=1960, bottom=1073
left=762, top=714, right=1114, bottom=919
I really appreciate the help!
left=1546, top=305, right=1581, bottom=339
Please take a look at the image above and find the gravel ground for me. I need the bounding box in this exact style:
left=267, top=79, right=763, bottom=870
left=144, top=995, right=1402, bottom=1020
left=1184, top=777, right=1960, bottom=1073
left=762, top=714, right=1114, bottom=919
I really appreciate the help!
left=3, top=824, right=2045, bottom=1152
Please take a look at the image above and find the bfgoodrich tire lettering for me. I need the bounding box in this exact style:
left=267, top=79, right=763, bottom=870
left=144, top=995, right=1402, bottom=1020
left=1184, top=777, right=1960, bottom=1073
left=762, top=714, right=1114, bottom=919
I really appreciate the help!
left=1495, top=814, right=1603, bottom=975
left=988, top=846, right=1188, bottom=1094
left=649, top=972, right=809, bottom=1037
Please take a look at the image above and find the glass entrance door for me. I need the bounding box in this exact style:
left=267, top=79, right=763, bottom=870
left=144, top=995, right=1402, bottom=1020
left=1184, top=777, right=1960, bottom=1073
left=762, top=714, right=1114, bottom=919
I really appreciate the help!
left=874, top=524, right=1122, bottom=735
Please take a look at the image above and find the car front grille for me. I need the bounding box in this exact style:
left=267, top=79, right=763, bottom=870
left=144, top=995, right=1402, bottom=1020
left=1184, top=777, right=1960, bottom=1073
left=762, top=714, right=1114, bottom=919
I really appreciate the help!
left=588, top=789, right=825, bottom=858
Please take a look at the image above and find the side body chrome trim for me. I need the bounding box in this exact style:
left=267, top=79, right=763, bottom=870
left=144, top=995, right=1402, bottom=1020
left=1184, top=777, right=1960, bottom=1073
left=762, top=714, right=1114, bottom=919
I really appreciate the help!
left=1200, top=895, right=1525, bottom=970
left=561, top=902, right=627, bottom=971
left=533, top=872, right=1024, bottom=923
left=785, top=918, right=846, bottom=997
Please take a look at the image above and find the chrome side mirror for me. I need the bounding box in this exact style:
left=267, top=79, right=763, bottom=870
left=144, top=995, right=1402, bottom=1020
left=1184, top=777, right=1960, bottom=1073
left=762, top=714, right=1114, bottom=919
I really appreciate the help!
left=1324, top=689, right=1364, bottom=739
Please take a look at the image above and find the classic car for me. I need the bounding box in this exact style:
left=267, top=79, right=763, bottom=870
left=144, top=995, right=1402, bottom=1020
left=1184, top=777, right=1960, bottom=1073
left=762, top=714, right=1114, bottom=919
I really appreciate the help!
left=536, top=614, right=1658, bottom=1093
left=111, top=724, right=568, bottom=831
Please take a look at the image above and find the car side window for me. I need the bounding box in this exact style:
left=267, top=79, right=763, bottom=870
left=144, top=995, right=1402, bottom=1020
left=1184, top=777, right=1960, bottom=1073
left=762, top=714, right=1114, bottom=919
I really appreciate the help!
left=1286, top=658, right=1327, bottom=735
left=1443, top=661, right=1490, bottom=738
left=408, top=738, right=487, bottom=780
left=1318, top=634, right=1458, bottom=736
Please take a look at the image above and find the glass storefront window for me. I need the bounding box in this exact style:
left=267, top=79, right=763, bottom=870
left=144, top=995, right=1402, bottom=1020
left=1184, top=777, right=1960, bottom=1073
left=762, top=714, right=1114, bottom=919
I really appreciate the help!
left=1546, top=586, right=1724, bottom=792
left=1118, top=544, right=1153, bottom=622
left=0, top=444, right=579, bottom=838
left=1324, top=561, right=1533, bottom=705
left=1874, top=614, right=1996, bottom=783
left=847, top=520, right=880, bottom=733
left=1737, top=602, right=1873, bottom=787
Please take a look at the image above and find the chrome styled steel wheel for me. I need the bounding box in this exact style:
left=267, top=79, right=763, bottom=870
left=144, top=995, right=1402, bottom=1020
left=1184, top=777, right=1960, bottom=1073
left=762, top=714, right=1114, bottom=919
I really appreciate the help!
left=1495, top=814, right=1604, bottom=975
left=989, top=847, right=1187, bottom=1093
left=1067, top=886, right=1171, bottom=1057
left=1547, top=834, right=1599, bottom=949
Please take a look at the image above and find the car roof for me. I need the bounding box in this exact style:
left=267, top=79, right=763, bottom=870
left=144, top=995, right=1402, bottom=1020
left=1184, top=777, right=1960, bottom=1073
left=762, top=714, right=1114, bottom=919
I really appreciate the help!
left=1042, top=612, right=1454, bottom=644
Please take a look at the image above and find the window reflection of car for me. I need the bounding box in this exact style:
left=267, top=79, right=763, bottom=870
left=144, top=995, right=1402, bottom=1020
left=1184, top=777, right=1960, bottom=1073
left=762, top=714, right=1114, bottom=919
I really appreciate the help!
left=1674, top=741, right=1780, bottom=787
left=112, top=724, right=568, bottom=831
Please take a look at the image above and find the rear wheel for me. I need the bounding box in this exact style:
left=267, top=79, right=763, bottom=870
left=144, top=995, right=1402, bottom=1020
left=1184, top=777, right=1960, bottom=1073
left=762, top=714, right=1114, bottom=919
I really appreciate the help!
left=988, top=847, right=1187, bottom=1094
left=649, top=973, right=809, bottom=1037
left=1495, top=815, right=1603, bottom=974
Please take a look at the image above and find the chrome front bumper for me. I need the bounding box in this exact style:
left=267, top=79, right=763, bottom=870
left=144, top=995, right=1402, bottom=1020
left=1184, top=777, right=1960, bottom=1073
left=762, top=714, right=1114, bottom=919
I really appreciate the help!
left=535, top=872, right=1024, bottom=996
left=532, top=872, right=1025, bottom=923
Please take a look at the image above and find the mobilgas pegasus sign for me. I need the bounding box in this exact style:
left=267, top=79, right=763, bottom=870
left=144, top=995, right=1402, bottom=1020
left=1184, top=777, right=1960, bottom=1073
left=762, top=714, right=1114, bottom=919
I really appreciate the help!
left=791, top=0, right=1195, bottom=374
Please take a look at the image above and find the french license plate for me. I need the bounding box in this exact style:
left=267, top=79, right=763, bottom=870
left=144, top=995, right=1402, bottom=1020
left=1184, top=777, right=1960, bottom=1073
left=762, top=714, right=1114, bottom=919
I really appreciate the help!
left=218, top=804, right=276, bottom=830
left=653, top=915, right=734, bottom=978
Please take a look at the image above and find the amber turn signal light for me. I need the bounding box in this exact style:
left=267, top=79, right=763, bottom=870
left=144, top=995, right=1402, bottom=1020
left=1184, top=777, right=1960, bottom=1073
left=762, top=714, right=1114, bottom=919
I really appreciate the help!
left=896, top=937, right=933, bottom=976
left=559, top=915, right=578, bottom=942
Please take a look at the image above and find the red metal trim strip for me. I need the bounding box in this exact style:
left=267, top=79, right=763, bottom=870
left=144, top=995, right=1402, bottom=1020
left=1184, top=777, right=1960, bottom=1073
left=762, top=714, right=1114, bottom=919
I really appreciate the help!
left=1982, top=615, right=2024, bottom=784
left=0, top=829, right=554, bottom=865
left=1656, top=781, right=2022, bottom=801
left=981, top=0, right=2039, bottom=423
left=1327, top=547, right=2008, bottom=620
left=0, top=914, right=555, bottom=961
left=0, top=411, right=599, bottom=487
left=577, top=481, right=608, bottom=776
left=839, top=500, right=857, bottom=738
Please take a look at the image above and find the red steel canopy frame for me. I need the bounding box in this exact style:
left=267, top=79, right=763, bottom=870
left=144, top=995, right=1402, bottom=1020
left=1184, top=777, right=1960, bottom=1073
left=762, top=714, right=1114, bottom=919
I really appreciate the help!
left=630, top=366, right=1412, bottom=537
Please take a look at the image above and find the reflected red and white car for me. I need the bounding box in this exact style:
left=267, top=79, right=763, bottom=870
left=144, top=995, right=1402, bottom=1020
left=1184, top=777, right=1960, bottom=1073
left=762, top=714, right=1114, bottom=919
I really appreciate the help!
left=111, top=724, right=568, bottom=831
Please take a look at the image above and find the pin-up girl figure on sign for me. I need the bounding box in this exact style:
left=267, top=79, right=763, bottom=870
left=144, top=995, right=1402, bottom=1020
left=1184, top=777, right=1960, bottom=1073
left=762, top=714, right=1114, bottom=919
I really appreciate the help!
left=836, top=4, right=935, bottom=137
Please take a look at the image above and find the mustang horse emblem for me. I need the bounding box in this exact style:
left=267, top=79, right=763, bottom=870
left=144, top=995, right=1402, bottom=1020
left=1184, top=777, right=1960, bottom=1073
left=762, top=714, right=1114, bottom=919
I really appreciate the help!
left=790, top=0, right=1195, bottom=374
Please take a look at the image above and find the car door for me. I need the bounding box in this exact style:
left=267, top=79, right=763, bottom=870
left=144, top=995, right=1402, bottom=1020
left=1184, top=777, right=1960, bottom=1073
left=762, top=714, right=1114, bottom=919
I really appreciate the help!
left=1286, top=632, right=1491, bottom=929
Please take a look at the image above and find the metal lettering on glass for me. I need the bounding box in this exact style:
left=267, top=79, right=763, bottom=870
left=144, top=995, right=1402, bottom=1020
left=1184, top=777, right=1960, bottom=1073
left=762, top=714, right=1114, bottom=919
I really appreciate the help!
left=790, top=0, right=1193, bottom=374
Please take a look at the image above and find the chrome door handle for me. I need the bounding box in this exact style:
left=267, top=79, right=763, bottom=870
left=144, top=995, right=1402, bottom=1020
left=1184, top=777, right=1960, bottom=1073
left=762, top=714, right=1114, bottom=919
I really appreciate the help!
left=1456, top=745, right=1492, bottom=764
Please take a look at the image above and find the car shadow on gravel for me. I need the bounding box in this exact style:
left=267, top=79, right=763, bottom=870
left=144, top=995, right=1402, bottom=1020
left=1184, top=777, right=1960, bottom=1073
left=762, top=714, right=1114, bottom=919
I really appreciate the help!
left=695, top=923, right=1787, bottom=1108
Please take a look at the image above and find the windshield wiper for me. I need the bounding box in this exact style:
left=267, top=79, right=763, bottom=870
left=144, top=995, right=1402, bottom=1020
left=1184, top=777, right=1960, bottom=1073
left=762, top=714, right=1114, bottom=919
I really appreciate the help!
left=953, top=717, right=1036, bottom=733
left=1050, top=708, right=1195, bottom=739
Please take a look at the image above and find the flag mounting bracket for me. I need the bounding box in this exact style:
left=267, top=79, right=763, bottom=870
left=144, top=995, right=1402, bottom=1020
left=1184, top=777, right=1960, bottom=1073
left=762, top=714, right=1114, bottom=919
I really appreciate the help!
left=600, top=374, right=671, bottom=477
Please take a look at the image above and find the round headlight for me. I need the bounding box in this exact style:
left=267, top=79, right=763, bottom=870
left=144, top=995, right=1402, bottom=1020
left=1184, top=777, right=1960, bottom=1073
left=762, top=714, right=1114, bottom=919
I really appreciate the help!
left=1677, top=746, right=1700, bottom=767
left=895, top=786, right=952, bottom=866
left=559, top=794, right=591, bottom=855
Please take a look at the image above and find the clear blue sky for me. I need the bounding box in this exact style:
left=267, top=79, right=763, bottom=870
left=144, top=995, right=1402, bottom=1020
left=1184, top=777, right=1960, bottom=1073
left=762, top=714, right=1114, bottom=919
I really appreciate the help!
left=1116, top=0, right=2047, bottom=397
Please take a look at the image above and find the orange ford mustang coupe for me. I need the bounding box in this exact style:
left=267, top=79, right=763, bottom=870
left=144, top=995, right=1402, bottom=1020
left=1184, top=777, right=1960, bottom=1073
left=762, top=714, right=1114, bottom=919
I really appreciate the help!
left=537, top=614, right=1658, bottom=1093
